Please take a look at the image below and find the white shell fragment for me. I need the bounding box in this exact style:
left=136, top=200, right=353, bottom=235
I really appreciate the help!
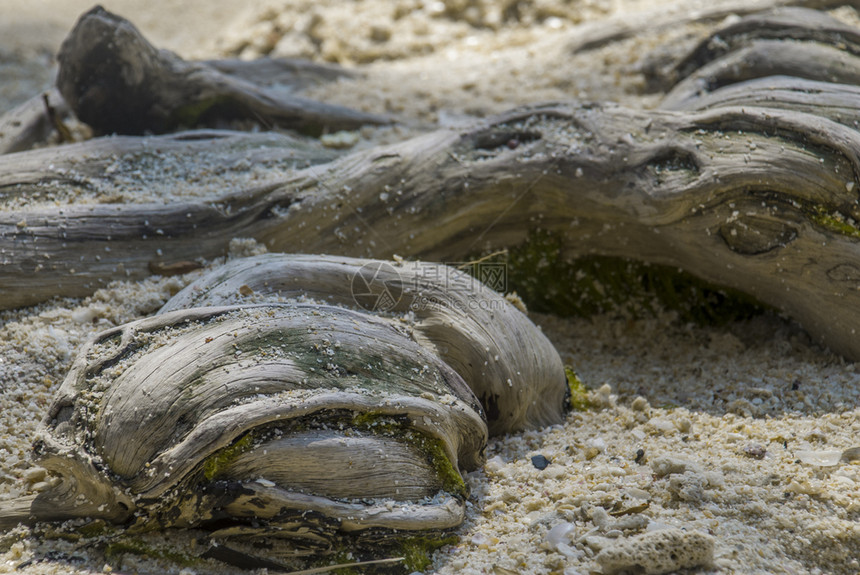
left=595, top=528, right=715, bottom=575
left=795, top=450, right=844, bottom=467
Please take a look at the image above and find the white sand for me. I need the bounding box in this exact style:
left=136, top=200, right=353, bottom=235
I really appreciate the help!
left=0, top=1, right=858, bottom=573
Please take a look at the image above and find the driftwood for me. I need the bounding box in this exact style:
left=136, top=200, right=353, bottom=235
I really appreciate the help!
left=662, top=75, right=860, bottom=125
left=0, top=255, right=568, bottom=558
left=4, top=101, right=860, bottom=360
left=0, top=128, right=336, bottom=204
left=13, top=304, right=486, bottom=540
left=3, top=2, right=860, bottom=569
left=666, top=7, right=860, bottom=84
left=565, top=0, right=851, bottom=54
left=55, top=7, right=389, bottom=136
left=0, top=89, right=69, bottom=154
left=201, top=57, right=358, bottom=92
left=158, top=253, right=569, bottom=436
left=659, top=8, right=860, bottom=107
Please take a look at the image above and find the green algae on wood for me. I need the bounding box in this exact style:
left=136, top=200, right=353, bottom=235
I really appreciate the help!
left=500, top=230, right=766, bottom=326
left=202, top=432, right=255, bottom=481
left=351, top=412, right=468, bottom=498
left=565, top=366, right=591, bottom=412
left=810, top=206, right=860, bottom=240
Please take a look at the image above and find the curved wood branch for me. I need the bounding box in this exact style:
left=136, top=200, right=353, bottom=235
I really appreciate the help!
left=661, top=76, right=860, bottom=127
left=158, top=253, right=568, bottom=435
left=669, top=7, right=860, bottom=86
left=201, top=58, right=358, bottom=91
left=3, top=101, right=860, bottom=360
left=565, top=0, right=849, bottom=55
left=0, top=128, right=335, bottom=203
left=56, top=6, right=390, bottom=136
left=658, top=8, right=860, bottom=108
left=662, top=40, right=860, bottom=109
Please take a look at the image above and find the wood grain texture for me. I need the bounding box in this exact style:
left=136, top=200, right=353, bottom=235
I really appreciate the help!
left=30, top=303, right=487, bottom=541
left=3, top=101, right=860, bottom=359
left=159, top=253, right=569, bottom=435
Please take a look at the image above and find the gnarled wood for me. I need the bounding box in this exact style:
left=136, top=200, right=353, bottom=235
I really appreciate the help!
left=658, top=8, right=860, bottom=108
left=159, top=253, right=569, bottom=435
left=3, top=101, right=860, bottom=359
left=661, top=76, right=860, bottom=126
left=201, top=57, right=358, bottom=91
left=0, top=128, right=335, bottom=207
left=668, top=7, right=860, bottom=87
left=566, top=0, right=850, bottom=55
left=56, top=7, right=389, bottom=136
left=27, top=303, right=488, bottom=543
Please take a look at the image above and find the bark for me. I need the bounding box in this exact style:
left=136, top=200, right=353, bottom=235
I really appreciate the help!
left=55, top=7, right=390, bottom=136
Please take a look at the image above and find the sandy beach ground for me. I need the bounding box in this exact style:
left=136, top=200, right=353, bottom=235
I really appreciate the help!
left=0, top=1, right=859, bottom=574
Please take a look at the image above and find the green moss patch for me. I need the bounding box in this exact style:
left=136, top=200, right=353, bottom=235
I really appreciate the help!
left=399, top=535, right=459, bottom=572
left=495, top=230, right=765, bottom=325
left=351, top=412, right=467, bottom=498
left=565, top=366, right=590, bottom=411
left=104, top=536, right=198, bottom=567
left=202, top=432, right=255, bottom=481
left=811, top=206, right=860, bottom=239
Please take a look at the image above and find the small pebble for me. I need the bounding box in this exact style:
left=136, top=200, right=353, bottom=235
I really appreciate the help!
left=631, top=396, right=650, bottom=411
left=742, top=444, right=767, bottom=459
left=531, top=454, right=551, bottom=470
left=796, top=449, right=842, bottom=467
left=591, top=506, right=611, bottom=530
left=651, top=456, right=699, bottom=477
left=841, top=446, right=860, bottom=462
left=320, top=131, right=359, bottom=149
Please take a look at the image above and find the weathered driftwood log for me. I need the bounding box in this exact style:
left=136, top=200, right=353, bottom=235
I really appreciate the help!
left=201, top=57, right=358, bottom=92
left=15, top=304, right=485, bottom=541
left=566, top=0, right=850, bottom=55
left=668, top=7, right=860, bottom=84
left=159, top=253, right=569, bottom=436
left=4, top=101, right=860, bottom=360
left=0, top=128, right=335, bottom=208
left=0, top=255, right=568, bottom=558
left=56, top=7, right=389, bottom=136
left=658, top=8, right=860, bottom=108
